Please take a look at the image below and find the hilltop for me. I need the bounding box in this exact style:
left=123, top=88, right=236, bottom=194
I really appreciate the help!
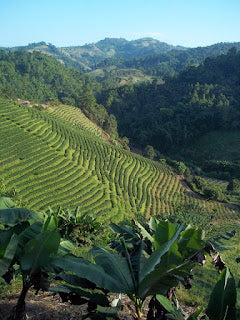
left=2, top=38, right=185, bottom=70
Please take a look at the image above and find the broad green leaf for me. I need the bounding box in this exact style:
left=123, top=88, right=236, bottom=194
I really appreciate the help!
left=121, top=238, right=138, bottom=292
left=0, top=233, right=18, bottom=276
left=0, top=208, right=42, bottom=226
left=207, top=230, right=236, bottom=252
left=149, top=217, right=158, bottom=232
left=128, top=240, right=144, bottom=285
left=140, top=225, right=183, bottom=281
left=110, top=223, right=138, bottom=240
left=206, top=268, right=236, bottom=320
left=97, top=304, right=122, bottom=316
left=51, top=284, right=109, bottom=305
left=21, top=228, right=60, bottom=274
left=91, top=246, right=134, bottom=292
left=156, top=294, right=184, bottom=320
left=139, top=260, right=194, bottom=299
left=178, top=227, right=205, bottom=258
left=16, top=222, right=42, bottom=258
left=58, top=240, right=75, bottom=255
left=52, top=255, right=128, bottom=293
left=42, top=214, right=58, bottom=231
left=133, top=220, right=154, bottom=243
left=0, top=196, right=15, bottom=209
left=0, top=229, right=13, bottom=257
left=58, top=273, right=95, bottom=289
left=156, top=294, right=179, bottom=313
left=153, top=221, right=176, bottom=249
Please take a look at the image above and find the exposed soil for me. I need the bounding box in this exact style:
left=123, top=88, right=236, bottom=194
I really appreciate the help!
left=0, top=290, right=150, bottom=320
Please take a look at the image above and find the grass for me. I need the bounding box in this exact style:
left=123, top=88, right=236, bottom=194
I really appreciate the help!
left=177, top=222, right=240, bottom=308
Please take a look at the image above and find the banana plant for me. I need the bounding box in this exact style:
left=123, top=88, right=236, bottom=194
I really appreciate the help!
left=53, top=220, right=205, bottom=320
left=0, top=195, right=15, bottom=209
left=156, top=294, right=203, bottom=320
left=0, top=207, right=72, bottom=320
left=206, top=267, right=237, bottom=320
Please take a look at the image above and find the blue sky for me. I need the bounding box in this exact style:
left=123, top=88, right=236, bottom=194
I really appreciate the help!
left=1, top=0, right=240, bottom=47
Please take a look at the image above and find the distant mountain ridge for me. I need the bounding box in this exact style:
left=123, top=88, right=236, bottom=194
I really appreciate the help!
left=2, top=38, right=186, bottom=70
left=2, top=38, right=240, bottom=84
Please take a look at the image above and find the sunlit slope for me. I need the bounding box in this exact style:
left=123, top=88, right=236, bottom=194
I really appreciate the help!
left=48, top=104, right=105, bottom=140
left=0, top=100, right=239, bottom=222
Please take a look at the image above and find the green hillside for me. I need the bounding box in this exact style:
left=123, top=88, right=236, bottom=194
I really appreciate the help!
left=101, top=48, right=240, bottom=153
left=0, top=99, right=239, bottom=222
left=48, top=104, right=105, bottom=139
left=0, top=49, right=117, bottom=137
left=182, top=130, right=240, bottom=162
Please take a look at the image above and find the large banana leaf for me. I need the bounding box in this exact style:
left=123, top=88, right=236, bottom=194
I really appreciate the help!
left=153, top=221, right=177, bottom=249
left=0, top=229, right=14, bottom=257
left=206, top=267, right=236, bottom=320
left=58, top=273, right=96, bottom=289
left=133, top=220, right=154, bottom=243
left=140, top=225, right=183, bottom=281
left=0, top=196, right=15, bottom=209
left=0, top=233, right=18, bottom=276
left=138, top=260, right=194, bottom=299
left=42, top=214, right=58, bottom=231
left=90, top=246, right=134, bottom=292
left=156, top=294, right=184, bottom=320
left=0, top=208, right=42, bottom=226
left=21, top=228, right=60, bottom=274
left=51, top=284, right=109, bottom=306
left=52, top=254, right=130, bottom=293
left=15, top=222, right=43, bottom=258
left=178, top=227, right=205, bottom=258
left=58, top=240, right=75, bottom=255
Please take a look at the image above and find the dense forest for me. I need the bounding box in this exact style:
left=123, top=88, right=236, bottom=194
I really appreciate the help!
left=0, top=50, right=118, bottom=136
left=99, top=48, right=240, bottom=152
left=96, top=42, right=240, bottom=80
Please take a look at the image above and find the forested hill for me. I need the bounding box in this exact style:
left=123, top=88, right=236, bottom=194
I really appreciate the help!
left=3, top=38, right=240, bottom=76
left=0, top=50, right=117, bottom=137
left=95, top=41, right=240, bottom=79
left=2, top=38, right=185, bottom=71
left=98, top=48, right=240, bottom=152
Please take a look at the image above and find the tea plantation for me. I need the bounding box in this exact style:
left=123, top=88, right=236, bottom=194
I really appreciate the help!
left=0, top=99, right=239, bottom=222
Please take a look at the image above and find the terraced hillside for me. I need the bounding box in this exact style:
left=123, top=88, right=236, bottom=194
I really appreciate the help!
left=0, top=99, right=239, bottom=222
left=48, top=104, right=105, bottom=140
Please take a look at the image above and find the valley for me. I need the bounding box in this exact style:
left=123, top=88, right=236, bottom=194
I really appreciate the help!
left=1, top=31, right=240, bottom=319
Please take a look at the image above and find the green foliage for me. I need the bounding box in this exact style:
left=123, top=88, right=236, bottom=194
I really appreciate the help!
left=203, top=186, right=223, bottom=201
left=193, top=176, right=207, bottom=190
left=156, top=294, right=203, bottom=320
left=0, top=50, right=117, bottom=136
left=99, top=50, right=240, bottom=155
left=227, top=179, right=240, bottom=193
left=168, top=160, right=188, bottom=175
left=0, top=98, right=238, bottom=222
left=56, top=206, right=113, bottom=246
left=144, top=145, right=156, bottom=160
left=54, top=219, right=205, bottom=319
left=0, top=207, right=68, bottom=319
left=206, top=268, right=237, bottom=320
left=0, top=196, right=15, bottom=209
